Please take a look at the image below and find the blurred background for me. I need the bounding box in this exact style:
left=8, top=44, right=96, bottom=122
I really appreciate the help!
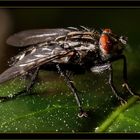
left=0, top=8, right=140, bottom=87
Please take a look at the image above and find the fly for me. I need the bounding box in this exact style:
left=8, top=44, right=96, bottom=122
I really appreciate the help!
left=0, top=26, right=139, bottom=117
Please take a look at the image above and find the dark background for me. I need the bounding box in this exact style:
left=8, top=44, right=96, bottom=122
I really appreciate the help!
left=7, top=8, right=140, bottom=46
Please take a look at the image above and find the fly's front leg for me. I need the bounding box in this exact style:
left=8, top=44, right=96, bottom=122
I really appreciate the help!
left=108, top=55, right=140, bottom=98
left=108, top=64, right=127, bottom=105
left=0, top=67, right=40, bottom=102
left=56, top=64, right=87, bottom=118
left=118, top=55, right=140, bottom=97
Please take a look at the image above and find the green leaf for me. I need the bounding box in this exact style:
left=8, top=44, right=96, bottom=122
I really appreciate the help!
left=0, top=71, right=116, bottom=132
left=0, top=54, right=140, bottom=133
left=95, top=96, right=140, bottom=132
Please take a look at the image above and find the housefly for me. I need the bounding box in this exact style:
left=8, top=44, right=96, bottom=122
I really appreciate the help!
left=0, top=26, right=139, bottom=117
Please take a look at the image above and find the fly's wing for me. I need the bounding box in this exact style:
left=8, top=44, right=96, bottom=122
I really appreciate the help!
left=7, top=28, right=71, bottom=47
left=0, top=43, right=73, bottom=84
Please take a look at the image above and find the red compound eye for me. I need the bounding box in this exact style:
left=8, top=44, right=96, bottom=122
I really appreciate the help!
left=99, top=28, right=112, bottom=55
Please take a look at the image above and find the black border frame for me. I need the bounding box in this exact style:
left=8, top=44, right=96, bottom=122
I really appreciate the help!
left=1, top=133, right=140, bottom=139
left=0, top=1, right=140, bottom=7
left=0, top=0, right=140, bottom=139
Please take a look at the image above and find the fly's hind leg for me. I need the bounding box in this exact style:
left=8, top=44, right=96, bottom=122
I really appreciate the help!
left=25, top=67, right=40, bottom=93
left=0, top=67, right=40, bottom=102
left=56, top=64, right=88, bottom=118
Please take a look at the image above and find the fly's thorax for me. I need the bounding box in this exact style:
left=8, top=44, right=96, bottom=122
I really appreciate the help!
left=55, top=29, right=100, bottom=43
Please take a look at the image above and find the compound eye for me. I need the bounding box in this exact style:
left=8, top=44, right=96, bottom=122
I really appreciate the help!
left=103, top=28, right=112, bottom=34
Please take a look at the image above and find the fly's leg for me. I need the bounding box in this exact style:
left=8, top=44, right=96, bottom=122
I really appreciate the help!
left=0, top=67, right=40, bottom=102
left=109, top=55, right=140, bottom=97
left=120, top=55, right=140, bottom=97
left=25, top=67, right=40, bottom=93
left=108, top=64, right=127, bottom=105
left=56, top=64, right=87, bottom=118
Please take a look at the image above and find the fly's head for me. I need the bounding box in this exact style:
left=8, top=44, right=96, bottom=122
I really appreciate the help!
left=99, top=28, right=128, bottom=60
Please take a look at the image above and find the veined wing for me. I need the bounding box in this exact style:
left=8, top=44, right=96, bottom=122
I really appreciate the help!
left=0, top=43, right=73, bottom=84
left=7, top=28, right=71, bottom=47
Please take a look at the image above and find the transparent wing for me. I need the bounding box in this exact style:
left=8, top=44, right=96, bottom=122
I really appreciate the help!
left=0, top=43, right=73, bottom=84
left=7, top=28, right=70, bottom=47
